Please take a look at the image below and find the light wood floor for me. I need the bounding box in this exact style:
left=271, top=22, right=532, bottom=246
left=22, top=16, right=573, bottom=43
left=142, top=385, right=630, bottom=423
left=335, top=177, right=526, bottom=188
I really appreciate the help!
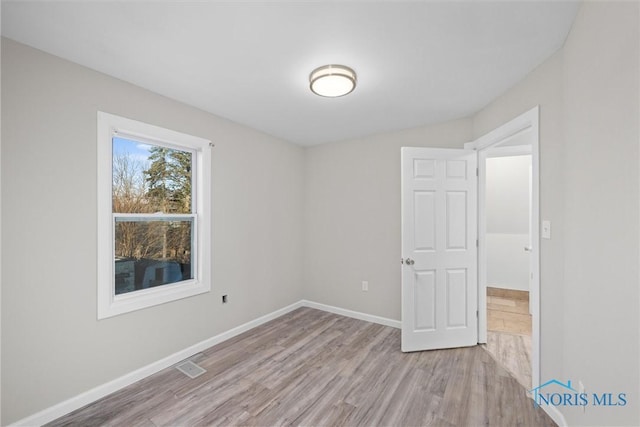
left=485, top=288, right=532, bottom=390
left=48, top=307, right=554, bottom=427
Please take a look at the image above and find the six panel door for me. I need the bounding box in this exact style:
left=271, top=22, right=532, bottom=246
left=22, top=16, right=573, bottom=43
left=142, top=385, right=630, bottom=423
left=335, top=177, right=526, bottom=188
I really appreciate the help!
left=401, top=147, right=478, bottom=352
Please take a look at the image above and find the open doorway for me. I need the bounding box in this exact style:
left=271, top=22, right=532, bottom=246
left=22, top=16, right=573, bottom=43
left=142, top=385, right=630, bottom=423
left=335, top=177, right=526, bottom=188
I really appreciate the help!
left=465, top=106, right=540, bottom=392
left=484, top=152, right=532, bottom=389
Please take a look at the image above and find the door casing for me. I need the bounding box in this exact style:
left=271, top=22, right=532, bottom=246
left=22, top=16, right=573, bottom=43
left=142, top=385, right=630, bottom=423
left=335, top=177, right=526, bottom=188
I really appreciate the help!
left=464, top=106, right=540, bottom=391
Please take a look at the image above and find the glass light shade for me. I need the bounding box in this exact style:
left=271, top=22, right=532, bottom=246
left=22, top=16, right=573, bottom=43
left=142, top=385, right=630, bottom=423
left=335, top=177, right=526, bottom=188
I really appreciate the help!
left=309, top=64, right=357, bottom=97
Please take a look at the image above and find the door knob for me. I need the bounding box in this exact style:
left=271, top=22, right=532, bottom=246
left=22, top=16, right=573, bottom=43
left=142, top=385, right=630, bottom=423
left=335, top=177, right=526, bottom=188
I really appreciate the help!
left=405, top=258, right=415, bottom=265
left=524, top=246, right=532, bottom=252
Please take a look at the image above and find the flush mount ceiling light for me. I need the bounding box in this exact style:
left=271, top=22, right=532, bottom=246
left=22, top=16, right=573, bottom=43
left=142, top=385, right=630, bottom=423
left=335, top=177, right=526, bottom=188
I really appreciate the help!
left=309, top=64, right=357, bottom=97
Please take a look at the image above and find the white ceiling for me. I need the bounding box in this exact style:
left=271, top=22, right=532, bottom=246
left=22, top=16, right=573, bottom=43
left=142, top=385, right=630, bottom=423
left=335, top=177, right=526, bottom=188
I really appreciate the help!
left=1, top=1, right=579, bottom=146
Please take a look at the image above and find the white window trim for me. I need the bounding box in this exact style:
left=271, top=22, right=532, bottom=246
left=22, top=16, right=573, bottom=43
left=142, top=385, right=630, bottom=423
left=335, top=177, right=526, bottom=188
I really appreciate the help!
left=97, top=111, right=211, bottom=319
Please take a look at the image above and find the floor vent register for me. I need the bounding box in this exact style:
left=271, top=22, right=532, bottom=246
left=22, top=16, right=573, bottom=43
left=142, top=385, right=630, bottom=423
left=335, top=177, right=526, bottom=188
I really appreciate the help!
left=175, top=360, right=206, bottom=379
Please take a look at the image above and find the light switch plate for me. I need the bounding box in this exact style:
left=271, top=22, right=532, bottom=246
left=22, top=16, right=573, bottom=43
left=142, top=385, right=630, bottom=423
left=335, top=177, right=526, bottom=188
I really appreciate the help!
left=542, top=220, right=551, bottom=239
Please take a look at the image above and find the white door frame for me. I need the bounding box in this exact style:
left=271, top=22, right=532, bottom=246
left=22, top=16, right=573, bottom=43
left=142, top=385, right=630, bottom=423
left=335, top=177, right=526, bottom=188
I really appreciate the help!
left=464, top=106, right=540, bottom=390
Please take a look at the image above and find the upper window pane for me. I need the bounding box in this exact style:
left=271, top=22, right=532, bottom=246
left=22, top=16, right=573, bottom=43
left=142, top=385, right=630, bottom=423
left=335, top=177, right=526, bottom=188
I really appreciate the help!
left=112, top=137, right=193, bottom=214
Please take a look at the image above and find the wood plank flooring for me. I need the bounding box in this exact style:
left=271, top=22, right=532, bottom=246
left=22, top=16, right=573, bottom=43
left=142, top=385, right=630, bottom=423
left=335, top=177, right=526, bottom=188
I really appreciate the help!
left=486, top=288, right=531, bottom=335
left=485, top=287, right=532, bottom=390
left=48, top=307, right=554, bottom=427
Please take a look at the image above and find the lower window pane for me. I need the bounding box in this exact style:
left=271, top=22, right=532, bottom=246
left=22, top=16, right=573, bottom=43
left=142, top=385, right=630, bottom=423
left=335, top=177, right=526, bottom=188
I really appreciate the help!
left=114, top=219, right=194, bottom=295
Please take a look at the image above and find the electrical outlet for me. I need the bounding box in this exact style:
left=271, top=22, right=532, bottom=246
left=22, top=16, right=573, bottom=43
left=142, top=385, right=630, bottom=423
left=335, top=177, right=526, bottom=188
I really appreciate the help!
left=362, top=281, right=369, bottom=291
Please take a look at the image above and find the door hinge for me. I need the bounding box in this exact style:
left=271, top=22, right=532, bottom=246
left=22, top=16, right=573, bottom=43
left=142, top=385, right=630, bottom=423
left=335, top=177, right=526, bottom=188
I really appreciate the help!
left=476, top=167, right=479, bottom=177
left=476, top=310, right=479, bottom=318
left=476, top=239, right=479, bottom=247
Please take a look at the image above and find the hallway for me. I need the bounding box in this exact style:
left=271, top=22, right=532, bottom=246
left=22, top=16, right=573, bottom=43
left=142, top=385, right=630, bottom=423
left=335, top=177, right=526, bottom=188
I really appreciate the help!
left=484, top=287, right=532, bottom=389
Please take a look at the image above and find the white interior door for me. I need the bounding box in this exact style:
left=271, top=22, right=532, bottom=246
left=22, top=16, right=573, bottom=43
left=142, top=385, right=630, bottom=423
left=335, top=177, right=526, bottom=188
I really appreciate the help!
left=401, top=147, right=478, bottom=352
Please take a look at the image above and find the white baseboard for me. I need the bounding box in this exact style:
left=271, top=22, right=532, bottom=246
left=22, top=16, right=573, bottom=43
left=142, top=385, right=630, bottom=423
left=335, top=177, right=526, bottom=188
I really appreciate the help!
left=15, top=298, right=567, bottom=427
left=10, top=300, right=304, bottom=427
left=301, top=300, right=401, bottom=329
left=541, top=404, right=567, bottom=427
left=12, top=300, right=399, bottom=426
left=525, top=383, right=567, bottom=426
left=306, top=301, right=564, bottom=424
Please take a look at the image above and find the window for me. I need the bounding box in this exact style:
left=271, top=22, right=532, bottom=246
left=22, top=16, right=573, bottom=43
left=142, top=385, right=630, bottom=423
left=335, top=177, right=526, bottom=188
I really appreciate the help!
left=97, top=112, right=211, bottom=319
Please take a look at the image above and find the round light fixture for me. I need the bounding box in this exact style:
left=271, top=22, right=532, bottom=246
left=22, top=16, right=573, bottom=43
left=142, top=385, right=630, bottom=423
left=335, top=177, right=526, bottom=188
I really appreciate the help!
left=309, top=64, right=357, bottom=97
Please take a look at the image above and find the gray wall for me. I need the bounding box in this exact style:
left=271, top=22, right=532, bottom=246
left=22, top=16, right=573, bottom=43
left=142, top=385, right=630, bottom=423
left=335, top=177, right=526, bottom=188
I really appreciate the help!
left=303, top=120, right=472, bottom=321
left=474, top=1, right=639, bottom=425
left=1, top=38, right=305, bottom=424
left=473, top=46, right=567, bottom=414
left=562, top=2, right=638, bottom=425
left=486, top=156, right=531, bottom=235
left=486, top=155, right=531, bottom=291
left=0, top=8, right=3, bottom=423
left=304, top=2, right=640, bottom=425
left=3, top=1, right=640, bottom=425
